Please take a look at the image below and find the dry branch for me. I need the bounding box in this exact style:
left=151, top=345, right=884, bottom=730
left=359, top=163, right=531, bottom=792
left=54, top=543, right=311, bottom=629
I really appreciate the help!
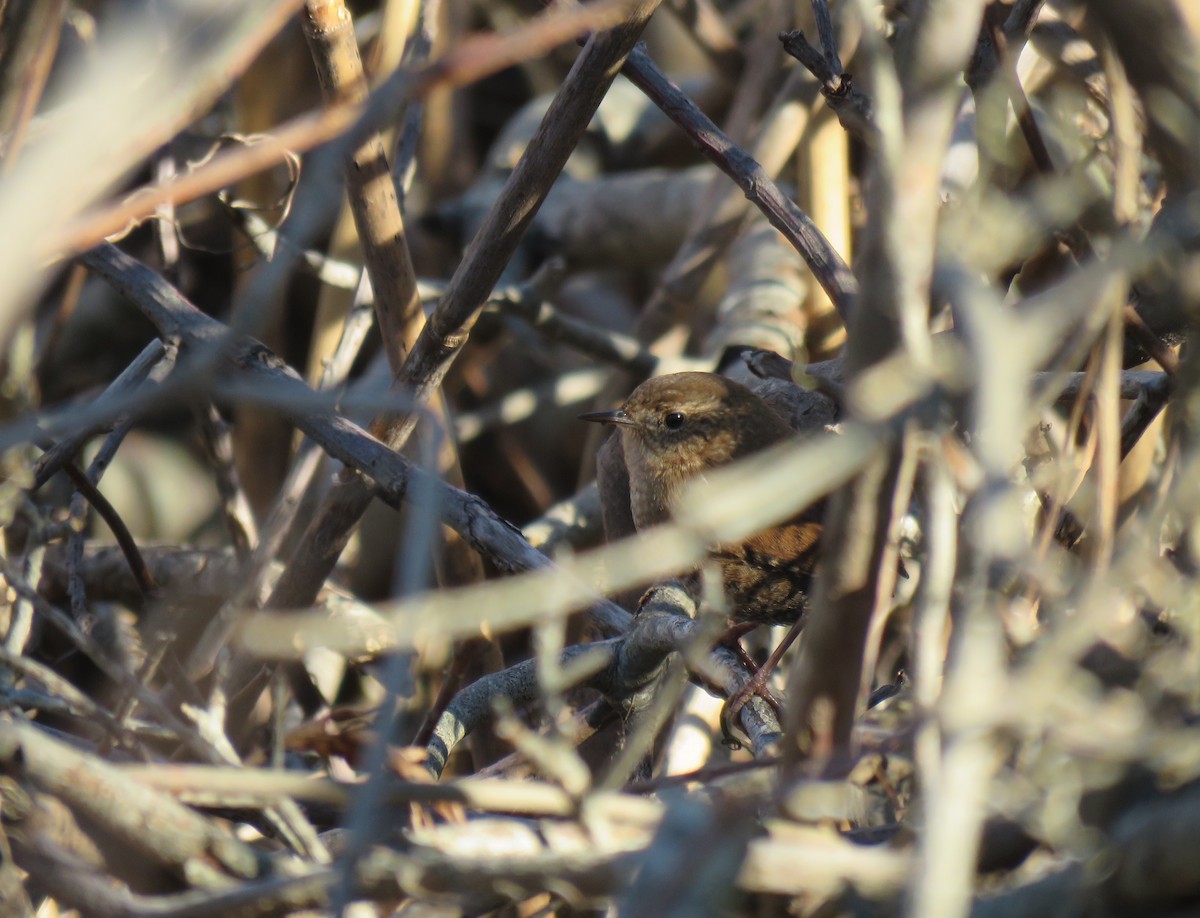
left=0, top=717, right=268, bottom=888
left=302, top=0, right=423, bottom=373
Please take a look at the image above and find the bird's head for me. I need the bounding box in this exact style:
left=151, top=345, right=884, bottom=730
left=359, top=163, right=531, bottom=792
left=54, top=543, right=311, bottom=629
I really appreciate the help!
left=579, top=371, right=790, bottom=469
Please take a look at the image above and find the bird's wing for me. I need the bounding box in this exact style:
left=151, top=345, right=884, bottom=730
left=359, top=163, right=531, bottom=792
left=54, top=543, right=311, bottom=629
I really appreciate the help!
left=711, top=519, right=823, bottom=575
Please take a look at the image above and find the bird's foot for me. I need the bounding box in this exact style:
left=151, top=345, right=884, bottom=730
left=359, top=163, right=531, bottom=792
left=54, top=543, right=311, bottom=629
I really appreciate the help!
left=716, top=617, right=805, bottom=747
left=720, top=670, right=784, bottom=749
left=714, top=624, right=778, bottom=748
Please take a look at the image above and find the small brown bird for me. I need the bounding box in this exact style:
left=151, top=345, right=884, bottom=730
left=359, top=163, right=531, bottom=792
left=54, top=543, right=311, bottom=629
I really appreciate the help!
left=579, top=371, right=824, bottom=628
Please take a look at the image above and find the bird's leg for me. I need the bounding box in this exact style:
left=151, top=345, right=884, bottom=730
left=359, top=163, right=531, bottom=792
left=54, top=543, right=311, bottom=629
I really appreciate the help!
left=714, top=622, right=781, bottom=746
left=720, top=621, right=760, bottom=644
left=719, top=617, right=805, bottom=745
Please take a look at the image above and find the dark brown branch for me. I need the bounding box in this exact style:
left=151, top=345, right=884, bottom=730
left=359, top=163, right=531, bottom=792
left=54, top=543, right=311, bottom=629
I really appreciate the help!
left=986, top=18, right=1055, bottom=176
left=58, top=459, right=160, bottom=600
left=87, top=346, right=181, bottom=490
left=1122, top=304, right=1180, bottom=377
left=1120, top=372, right=1173, bottom=459
left=385, top=0, right=664, bottom=446
left=810, top=0, right=841, bottom=73
left=778, top=30, right=874, bottom=141
left=965, top=0, right=1046, bottom=93
left=621, top=44, right=858, bottom=326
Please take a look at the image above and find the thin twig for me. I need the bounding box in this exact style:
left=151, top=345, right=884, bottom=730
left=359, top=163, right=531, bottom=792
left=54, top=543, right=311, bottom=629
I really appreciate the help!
left=58, top=459, right=159, bottom=600
left=810, top=0, right=842, bottom=73
left=195, top=402, right=258, bottom=559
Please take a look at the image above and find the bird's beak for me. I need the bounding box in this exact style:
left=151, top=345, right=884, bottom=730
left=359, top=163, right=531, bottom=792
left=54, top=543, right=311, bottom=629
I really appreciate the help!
left=578, top=408, right=636, bottom=428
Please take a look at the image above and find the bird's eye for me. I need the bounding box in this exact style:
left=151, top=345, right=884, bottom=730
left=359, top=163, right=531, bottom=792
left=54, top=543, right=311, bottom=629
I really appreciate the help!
left=664, top=412, right=686, bottom=430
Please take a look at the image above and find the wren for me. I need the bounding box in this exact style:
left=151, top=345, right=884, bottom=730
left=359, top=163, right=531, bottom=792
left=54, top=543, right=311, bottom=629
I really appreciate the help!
left=580, top=371, right=823, bottom=627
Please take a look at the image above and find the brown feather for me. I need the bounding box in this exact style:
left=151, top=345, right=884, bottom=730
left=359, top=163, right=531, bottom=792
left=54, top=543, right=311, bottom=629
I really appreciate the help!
left=710, top=517, right=823, bottom=625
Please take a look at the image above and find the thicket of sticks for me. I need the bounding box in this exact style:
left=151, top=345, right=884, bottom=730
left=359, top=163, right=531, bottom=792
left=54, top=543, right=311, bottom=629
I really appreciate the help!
left=2, top=0, right=1200, bottom=915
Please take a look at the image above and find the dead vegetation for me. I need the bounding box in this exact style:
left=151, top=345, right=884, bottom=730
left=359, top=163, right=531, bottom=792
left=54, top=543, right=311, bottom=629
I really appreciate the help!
left=2, top=0, right=1200, bottom=915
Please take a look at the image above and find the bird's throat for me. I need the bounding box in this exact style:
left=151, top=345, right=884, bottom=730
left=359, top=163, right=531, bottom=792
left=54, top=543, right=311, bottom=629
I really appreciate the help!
left=622, top=435, right=701, bottom=530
